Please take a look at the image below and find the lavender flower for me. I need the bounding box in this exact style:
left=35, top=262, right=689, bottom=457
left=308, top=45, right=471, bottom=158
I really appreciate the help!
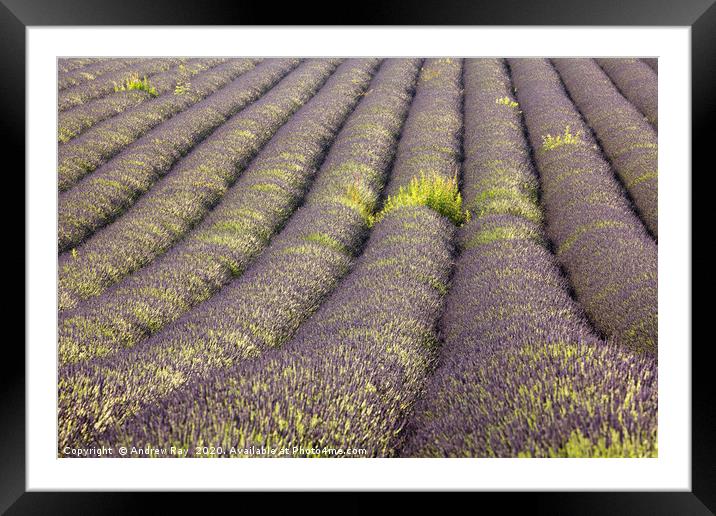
left=58, top=59, right=460, bottom=454
left=641, top=58, right=658, bottom=73
left=58, top=59, right=375, bottom=363
left=102, top=205, right=457, bottom=457
left=58, top=58, right=107, bottom=75
left=57, top=58, right=262, bottom=192
left=58, top=58, right=140, bottom=91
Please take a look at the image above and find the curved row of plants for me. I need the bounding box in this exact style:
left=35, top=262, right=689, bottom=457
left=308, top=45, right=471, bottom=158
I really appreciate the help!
left=58, top=58, right=227, bottom=143
left=508, top=58, right=657, bottom=354
left=101, top=58, right=420, bottom=360
left=58, top=58, right=107, bottom=76
left=58, top=58, right=139, bottom=91
left=402, top=58, right=658, bottom=458
left=595, top=58, right=658, bottom=130
left=57, top=59, right=299, bottom=250
left=58, top=58, right=463, bottom=454
left=57, top=59, right=329, bottom=313
left=97, top=58, right=465, bottom=457
left=58, top=58, right=182, bottom=111
left=381, top=59, right=462, bottom=198
left=58, top=59, right=375, bottom=365
left=553, top=58, right=658, bottom=238
left=641, top=58, right=657, bottom=73
left=57, top=58, right=262, bottom=192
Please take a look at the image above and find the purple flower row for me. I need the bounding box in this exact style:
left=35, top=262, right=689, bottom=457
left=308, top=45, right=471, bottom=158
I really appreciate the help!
left=57, top=58, right=140, bottom=91
left=57, top=58, right=260, bottom=192
left=102, top=206, right=457, bottom=457
left=57, top=59, right=292, bottom=251
left=58, top=59, right=459, bottom=454
left=641, top=58, right=658, bottom=73
left=56, top=59, right=335, bottom=314
left=383, top=58, right=462, bottom=196
left=595, top=58, right=658, bottom=130
left=101, top=59, right=460, bottom=456
left=58, top=58, right=183, bottom=111
left=60, top=61, right=392, bottom=450
left=58, top=58, right=108, bottom=76
left=402, top=59, right=657, bottom=457
left=553, top=58, right=658, bottom=238
left=58, top=58, right=227, bottom=143
left=57, top=58, right=373, bottom=364
left=508, top=58, right=657, bottom=354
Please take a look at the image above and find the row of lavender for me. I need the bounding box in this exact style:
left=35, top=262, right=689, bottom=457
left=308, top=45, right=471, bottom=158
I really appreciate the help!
left=58, top=58, right=227, bottom=143
left=57, top=58, right=323, bottom=314
left=94, top=58, right=464, bottom=456
left=57, top=59, right=373, bottom=366
left=59, top=58, right=184, bottom=111
left=58, top=58, right=108, bottom=76
left=57, top=58, right=297, bottom=250
left=57, top=58, right=261, bottom=192
left=403, top=59, right=657, bottom=457
left=553, top=58, right=658, bottom=238
left=58, top=58, right=460, bottom=453
left=509, top=58, right=658, bottom=354
left=58, top=58, right=139, bottom=91
left=597, top=58, right=658, bottom=130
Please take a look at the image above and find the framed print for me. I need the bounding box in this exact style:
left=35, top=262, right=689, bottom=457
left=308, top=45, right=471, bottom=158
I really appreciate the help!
left=6, top=0, right=711, bottom=512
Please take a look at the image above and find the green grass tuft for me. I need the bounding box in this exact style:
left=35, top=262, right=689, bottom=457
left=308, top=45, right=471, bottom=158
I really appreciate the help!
left=114, top=75, right=158, bottom=97
left=372, top=173, right=469, bottom=227
left=333, top=181, right=376, bottom=224
left=542, top=125, right=582, bottom=151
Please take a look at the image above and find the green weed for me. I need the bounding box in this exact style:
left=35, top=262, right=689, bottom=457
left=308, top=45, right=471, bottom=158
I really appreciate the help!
left=495, top=96, right=519, bottom=108
left=114, top=75, right=158, bottom=97
left=372, top=173, right=469, bottom=227
left=542, top=125, right=582, bottom=151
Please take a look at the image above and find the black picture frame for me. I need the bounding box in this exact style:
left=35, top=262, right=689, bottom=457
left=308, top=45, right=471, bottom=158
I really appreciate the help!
left=5, top=0, right=710, bottom=513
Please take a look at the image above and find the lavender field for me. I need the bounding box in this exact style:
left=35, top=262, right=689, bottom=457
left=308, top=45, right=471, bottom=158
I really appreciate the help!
left=57, top=57, right=658, bottom=458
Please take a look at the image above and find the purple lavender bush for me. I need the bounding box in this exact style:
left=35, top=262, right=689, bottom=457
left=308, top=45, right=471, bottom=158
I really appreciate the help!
left=553, top=58, right=658, bottom=238
left=58, top=58, right=107, bottom=76
left=102, top=205, right=456, bottom=457
left=58, top=58, right=462, bottom=453
left=57, top=59, right=337, bottom=313
left=641, top=58, right=658, bottom=73
left=383, top=58, right=462, bottom=196
left=55, top=57, right=659, bottom=459
left=58, top=58, right=139, bottom=91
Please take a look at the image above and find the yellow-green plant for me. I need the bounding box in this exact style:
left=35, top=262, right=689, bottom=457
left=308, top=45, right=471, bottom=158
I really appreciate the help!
left=114, top=75, right=158, bottom=97
left=372, top=173, right=469, bottom=227
left=542, top=125, right=582, bottom=150
left=174, top=80, right=191, bottom=95
left=496, top=96, right=519, bottom=108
